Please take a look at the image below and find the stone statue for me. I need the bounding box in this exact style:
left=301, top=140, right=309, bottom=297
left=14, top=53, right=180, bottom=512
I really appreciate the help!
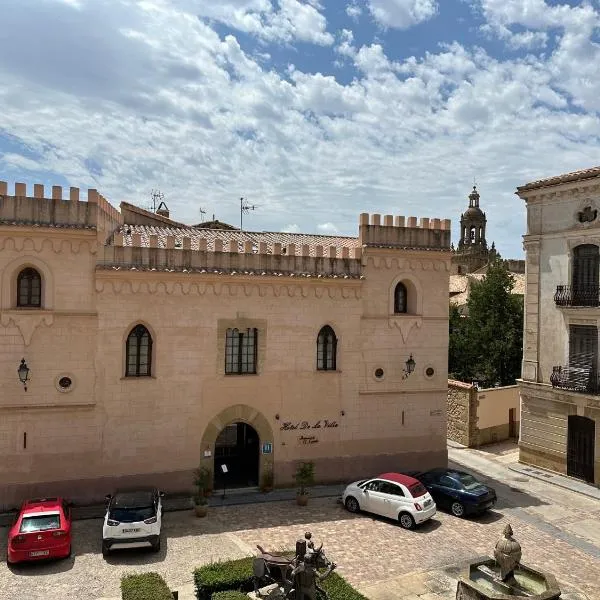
left=493, top=523, right=522, bottom=583
left=252, top=532, right=336, bottom=600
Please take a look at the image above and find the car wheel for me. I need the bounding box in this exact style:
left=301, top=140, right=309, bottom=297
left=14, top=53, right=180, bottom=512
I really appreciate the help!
left=344, top=496, right=360, bottom=513
left=152, top=538, right=161, bottom=553
left=102, top=542, right=110, bottom=558
left=398, top=512, right=415, bottom=530
left=451, top=501, right=465, bottom=517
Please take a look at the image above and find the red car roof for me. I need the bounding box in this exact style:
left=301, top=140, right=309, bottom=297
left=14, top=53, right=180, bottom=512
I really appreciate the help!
left=21, top=497, right=64, bottom=513
left=378, top=472, right=421, bottom=487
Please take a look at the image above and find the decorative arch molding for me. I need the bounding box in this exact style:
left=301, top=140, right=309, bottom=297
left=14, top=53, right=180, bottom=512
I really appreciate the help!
left=199, top=404, right=274, bottom=482
left=94, top=279, right=363, bottom=300
left=388, top=272, right=423, bottom=316
left=0, top=236, right=96, bottom=255
left=366, top=255, right=449, bottom=272
left=0, top=312, right=54, bottom=346
left=388, top=316, right=423, bottom=344
left=1, top=255, right=55, bottom=311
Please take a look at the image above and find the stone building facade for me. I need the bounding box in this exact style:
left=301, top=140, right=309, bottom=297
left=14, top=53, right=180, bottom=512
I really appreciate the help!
left=0, top=181, right=452, bottom=507
left=518, top=166, right=600, bottom=486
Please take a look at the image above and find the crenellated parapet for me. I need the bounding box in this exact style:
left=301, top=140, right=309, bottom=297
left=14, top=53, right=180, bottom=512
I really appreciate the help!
left=0, top=181, right=122, bottom=234
left=98, top=233, right=363, bottom=278
left=359, top=212, right=451, bottom=250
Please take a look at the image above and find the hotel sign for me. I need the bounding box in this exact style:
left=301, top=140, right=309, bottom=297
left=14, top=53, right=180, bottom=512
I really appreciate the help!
left=280, top=420, right=339, bottom=431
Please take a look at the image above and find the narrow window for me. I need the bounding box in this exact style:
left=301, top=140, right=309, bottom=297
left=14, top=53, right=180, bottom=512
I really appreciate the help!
left=17, top=268, right=42, bottom=308
left=317, top=325, right=337, bottom=371
left=126, top=325, right=153, bottom=377
left=568, top=324, right=598, bottom=391
left=572, top=244, right=600, bottom=306
left=225, top=328, right=257, bottom=374
left=394, top=282, right=407, bottom=314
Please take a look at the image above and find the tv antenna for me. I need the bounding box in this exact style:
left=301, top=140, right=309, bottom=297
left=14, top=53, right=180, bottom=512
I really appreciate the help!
left=149, top=189, right=165, bottom=213
left=199, top=207, right=206, bottom=223
left=240, top=197, right=258, bottom=231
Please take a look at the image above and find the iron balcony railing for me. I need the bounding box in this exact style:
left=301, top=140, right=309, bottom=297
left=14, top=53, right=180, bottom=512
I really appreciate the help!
left=554, top=285, right=600, bottom=307
left=550, top=365, right=600, bottom=394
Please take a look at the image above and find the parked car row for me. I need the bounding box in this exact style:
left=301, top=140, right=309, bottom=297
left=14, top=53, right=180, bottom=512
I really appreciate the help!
left=6, top=487, right=164, bottom=565
left=341, top=468, right=497, bottom=528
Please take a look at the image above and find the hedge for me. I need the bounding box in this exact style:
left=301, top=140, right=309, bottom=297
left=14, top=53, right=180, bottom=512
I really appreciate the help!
left=121, top=572, right=174, bottom=600
left=194, top=556, right=367, bottom=600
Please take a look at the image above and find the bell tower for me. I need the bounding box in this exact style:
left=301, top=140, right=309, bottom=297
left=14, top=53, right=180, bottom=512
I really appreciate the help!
left=453, top=185, right=491, bottom=274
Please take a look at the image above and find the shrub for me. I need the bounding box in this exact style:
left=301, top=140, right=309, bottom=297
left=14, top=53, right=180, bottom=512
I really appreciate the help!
left=121, top=572, right=174, bottom=600
left=295, top=461, right=315, bottom=495
left=211, top=592, right=250, bottom=600
left=194, top=556, right=366, bottom=600
left=194, top=557, right=254, bottom=600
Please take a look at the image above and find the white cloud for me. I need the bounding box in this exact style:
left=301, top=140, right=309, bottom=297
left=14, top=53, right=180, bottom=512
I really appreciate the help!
left=346, top=1, right=362, bottom=20
left=282, top=223, right=301, bottom=232
left=1, top=0, right=600, bottom=260
left=367, top=0, right=438, bottom=29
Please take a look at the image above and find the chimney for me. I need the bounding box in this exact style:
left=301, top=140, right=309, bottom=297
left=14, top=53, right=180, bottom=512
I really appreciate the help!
left=156, top=201, right=170, bottom=219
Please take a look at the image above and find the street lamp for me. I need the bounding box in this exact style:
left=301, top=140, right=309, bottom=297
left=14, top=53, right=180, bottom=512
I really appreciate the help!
left=17, top=358, right=30, bottom=391
left=402, top=354, right=415, bottom=380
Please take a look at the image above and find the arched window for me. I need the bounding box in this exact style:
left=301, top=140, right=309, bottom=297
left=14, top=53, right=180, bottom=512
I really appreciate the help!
left=17, top=267, right=42, bottom=308
left=317, top=325, right=337, bottom=371
left=394, top=282, right=407, bottom=314
left=126, top=325, right=153, bottom=377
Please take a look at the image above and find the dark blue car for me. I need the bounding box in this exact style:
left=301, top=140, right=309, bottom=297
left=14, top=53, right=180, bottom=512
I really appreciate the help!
left=412, top=468, right=497, bottom=517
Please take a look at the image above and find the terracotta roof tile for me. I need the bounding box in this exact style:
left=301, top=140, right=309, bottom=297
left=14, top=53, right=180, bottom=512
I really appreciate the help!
left=114, top=225, right=360, bottom=257
left=517, top=165, right=600, bottom=192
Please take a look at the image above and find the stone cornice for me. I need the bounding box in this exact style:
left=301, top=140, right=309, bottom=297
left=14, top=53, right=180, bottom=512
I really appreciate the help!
left=365, top=255, right=450, bottom=271
left=519, top=379, right=600, bottom=408
left=517, top=181, right=600, bottom=203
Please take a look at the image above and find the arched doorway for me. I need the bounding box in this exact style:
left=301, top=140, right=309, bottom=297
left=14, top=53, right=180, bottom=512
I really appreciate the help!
left=214, top=422, right=260, bottom=489
left=567, top=415, right=595, bottom=483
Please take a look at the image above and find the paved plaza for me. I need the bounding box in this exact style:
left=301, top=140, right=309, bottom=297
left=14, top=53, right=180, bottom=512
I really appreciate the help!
left=1, top=442, right=599, bottom=600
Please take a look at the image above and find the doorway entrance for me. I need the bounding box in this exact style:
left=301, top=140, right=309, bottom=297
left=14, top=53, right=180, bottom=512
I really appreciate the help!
left=214, top=422, right=260, bottom=489
left=567, top=415, right=595, bottom=483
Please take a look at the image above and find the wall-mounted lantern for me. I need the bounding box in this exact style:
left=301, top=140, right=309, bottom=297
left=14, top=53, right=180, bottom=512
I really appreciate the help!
left=18, top=358, right=30, bottom=391
left=402, top=354, right=415, bottom=380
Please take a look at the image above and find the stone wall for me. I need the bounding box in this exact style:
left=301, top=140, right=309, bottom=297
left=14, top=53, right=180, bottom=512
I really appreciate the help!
left=447, top=380, right=478, bottom=446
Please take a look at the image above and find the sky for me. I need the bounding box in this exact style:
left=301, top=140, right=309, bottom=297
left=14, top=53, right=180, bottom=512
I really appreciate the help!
left=1, top=1, right=600, bottom=258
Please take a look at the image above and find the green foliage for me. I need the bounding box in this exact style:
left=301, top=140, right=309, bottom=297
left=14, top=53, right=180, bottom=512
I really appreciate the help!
left=260, top=464, right=274, bottom=492
left=194, top=557, right=254, bottom=600
left=449, top=259, right=524, bottom=387
left=121, top=572, right=173, bottom=600
left=193, top=466, right=212, bottom=504
left=211, top=592, right=250, bottom=600
left=194, top=556, right=365, bottom=600
left=294, top=461, right=315, bottom=495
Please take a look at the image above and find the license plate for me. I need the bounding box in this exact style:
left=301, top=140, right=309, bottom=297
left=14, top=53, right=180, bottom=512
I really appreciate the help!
left=122, top=528, right=140, bottom=533
left=30, top=550, right=50, bottom=557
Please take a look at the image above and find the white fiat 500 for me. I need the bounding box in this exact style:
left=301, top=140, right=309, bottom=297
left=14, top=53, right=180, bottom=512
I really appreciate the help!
left=342, top=472, right=436, bottom=529
left=102, top=487, right=163, bottom=556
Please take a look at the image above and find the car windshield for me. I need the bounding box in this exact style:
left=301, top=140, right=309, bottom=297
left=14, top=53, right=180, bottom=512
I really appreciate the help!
left=456, top=473, right=482, bottom=490
left=408, top=483, right=427, bottom=497
left=109, top=506, right=155, bottom=523
left=20, top=513, right=61, bottom=533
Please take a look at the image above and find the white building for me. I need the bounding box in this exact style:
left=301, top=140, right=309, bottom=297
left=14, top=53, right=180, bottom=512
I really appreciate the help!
left=518, top=166, right=600, bottom=486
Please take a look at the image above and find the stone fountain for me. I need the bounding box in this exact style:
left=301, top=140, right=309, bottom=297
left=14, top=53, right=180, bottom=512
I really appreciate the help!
left=456, top=524, right=561, bottom=599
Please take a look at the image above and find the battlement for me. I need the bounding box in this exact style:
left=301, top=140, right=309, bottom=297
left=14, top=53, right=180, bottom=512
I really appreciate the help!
left=98, top=232, right=363, bottom=278
left=0, top=181, right=122, bottom=232
left=358, top=212, right=451, bottom=250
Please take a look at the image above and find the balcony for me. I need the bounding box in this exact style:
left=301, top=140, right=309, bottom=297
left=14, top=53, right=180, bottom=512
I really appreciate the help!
left=554, top=285, right=600, bottom=307
left=550, top=365, right=600, bottom=394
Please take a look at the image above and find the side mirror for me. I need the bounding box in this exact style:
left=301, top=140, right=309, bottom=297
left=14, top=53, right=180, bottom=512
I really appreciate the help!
left=159, top=491, right=165, bottom=498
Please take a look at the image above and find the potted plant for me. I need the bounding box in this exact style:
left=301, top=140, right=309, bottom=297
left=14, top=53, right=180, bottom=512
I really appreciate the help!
left=260, top=464, right=274, bottom=493
left=295, top=461, right=315, bottom=506
left=193, top=466, right=212, bottom=518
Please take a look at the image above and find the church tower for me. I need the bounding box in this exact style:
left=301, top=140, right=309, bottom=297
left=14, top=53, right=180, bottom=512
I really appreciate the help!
left=452, top=185, right=492, bottom=274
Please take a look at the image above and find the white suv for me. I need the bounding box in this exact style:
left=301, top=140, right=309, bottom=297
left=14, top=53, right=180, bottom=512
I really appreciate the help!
left=102, top=487, right=163, bottom=556
left=342, top=472, right=436, bottom=529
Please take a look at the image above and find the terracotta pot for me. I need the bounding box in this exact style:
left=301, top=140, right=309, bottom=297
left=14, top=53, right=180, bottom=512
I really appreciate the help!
left=194, top=504, right=208, bottom=518
left=296, top=494, right=309, bottom=506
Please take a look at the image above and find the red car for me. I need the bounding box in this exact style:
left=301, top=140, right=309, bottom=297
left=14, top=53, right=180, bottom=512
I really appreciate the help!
left=6, top=498, right=72, bottom=564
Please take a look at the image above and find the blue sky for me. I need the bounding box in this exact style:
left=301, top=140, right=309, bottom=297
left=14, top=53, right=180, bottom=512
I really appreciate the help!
left=1, top=0, right=600, bottom=258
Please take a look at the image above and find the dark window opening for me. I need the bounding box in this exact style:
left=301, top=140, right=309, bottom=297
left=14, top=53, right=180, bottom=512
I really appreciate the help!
left=17, top=267, right=42, bottom=308
left=317, top=325, right=337, bottom=371
left=126, top=325, right=153, bottom=377
left=225, top=328, right=257, bottom=374
left=572, top=244, right=600, bottom=306
left=394, top=282, right=407, bottom=314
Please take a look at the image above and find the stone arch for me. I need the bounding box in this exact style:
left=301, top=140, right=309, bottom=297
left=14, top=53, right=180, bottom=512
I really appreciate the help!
left=389, top=273, right=423, bottom=316
left=199, top=404, right=274, bottom=488
left=1, top=254, right=55, bottom=310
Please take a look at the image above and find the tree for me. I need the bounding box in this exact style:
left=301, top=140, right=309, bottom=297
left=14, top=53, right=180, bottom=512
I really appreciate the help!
left=449, top=260, right=524, bottom=386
